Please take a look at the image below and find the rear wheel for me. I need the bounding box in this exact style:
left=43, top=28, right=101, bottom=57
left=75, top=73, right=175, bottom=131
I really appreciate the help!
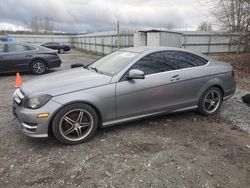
left=52, top=103, right=98, bottom=145
left=30, top=60, right=48, bottom=74
left=198, top=87, right=222, bottom=116
left=59, top=48, right=64, bottom=54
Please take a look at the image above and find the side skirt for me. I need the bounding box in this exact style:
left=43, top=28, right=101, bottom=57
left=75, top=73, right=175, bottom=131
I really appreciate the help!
left=102, top=106, right=198, bottom=128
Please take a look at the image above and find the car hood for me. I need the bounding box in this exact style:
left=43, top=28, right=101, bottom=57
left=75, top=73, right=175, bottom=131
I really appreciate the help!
left=21, top=68, right=112, bottom=97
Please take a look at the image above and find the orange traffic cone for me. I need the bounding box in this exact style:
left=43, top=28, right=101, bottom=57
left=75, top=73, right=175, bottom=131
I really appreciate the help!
left=15, top=72, right=23, bottom=88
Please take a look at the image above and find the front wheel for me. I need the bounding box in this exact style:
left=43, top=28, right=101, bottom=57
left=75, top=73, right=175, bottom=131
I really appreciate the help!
left=198, top=87, right=223, bottom=116
left=30, top=60, right=48, bottom=74
left=52, top=103, right=98, bottom=145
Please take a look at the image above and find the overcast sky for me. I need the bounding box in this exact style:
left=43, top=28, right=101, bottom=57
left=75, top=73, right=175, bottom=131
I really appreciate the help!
left=0, top=0, right=213, bottom=32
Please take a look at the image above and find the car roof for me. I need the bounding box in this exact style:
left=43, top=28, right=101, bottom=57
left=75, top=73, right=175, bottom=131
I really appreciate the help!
left=0, top=42, right=56, bottom=52
left=0, top=41, right=40, bottom=47
left=1, top=41, right=30, bottom=45
left=121, top=46, right=209, bottom=60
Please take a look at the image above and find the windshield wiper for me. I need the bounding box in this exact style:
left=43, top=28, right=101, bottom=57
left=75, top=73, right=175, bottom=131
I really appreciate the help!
left=89, top=66, right=98, bottom=72
left=89, top=66, right=104, bottom=74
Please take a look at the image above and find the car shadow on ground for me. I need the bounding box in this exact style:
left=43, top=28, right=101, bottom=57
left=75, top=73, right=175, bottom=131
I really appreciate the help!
left=19, top=111, right=200, bottom=147
left=0, top=69, right=60, bottom=78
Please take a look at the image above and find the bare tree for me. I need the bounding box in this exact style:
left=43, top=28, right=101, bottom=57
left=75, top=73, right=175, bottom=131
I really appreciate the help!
left=203, top=0, right=250, bottom=51
left=30, top=17, right=40, bottom=33
left=197, top=21, right=213, bottom=31
left=43, top=17, right=54, bottom=33
left=30, top=17, right=54, bottom=33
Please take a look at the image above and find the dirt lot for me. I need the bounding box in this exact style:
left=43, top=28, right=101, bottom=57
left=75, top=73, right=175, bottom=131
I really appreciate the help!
left=0, top=50, right=249, bottom=188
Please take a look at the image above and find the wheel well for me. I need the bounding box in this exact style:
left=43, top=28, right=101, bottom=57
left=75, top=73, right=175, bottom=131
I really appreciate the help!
left=199, top=85, right=225, bottom=105
left=211, top=85, right=224, bottom=97
left=48, top=101, right=103, bottom=137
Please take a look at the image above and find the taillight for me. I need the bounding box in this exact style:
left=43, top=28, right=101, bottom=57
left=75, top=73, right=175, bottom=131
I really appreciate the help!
left=52, top=50, right=58, bottom=55
left=52, top=51, right=58, bottom=56
left=232, top=69, right=235, bottom=78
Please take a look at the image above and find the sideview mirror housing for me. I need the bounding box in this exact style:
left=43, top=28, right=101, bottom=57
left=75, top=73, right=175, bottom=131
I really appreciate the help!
left=127, top=69, right=145, bottom=80
left=71, top=63, right=84, bottom=69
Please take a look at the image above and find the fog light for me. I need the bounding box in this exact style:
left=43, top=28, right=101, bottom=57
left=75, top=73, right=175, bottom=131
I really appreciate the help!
left=37, top=113, right=49, bottom=118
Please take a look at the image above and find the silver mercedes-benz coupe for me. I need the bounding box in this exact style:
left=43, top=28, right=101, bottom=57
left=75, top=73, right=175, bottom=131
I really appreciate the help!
left=13, top=46, right=236, bottom=144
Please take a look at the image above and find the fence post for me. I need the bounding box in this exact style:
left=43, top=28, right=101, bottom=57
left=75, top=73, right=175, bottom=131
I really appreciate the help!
left=183, top=34, right=187, bottom=49
left=102, top=37, right=104, bottom=55
left=80, top=37, right=82, bottom=49
left=88, top=37, right=90, bottom=52
left=84, top=37, right=86, bottom=52
left=236, top=34, right=241, bottom=54
left=117, top=21, right=120, bottom=49
left=208, top=35, right=212, bottom=54
left=94, top=36, right=96, bottom=53
left=228, top=35, right=232, bottom=52
left=111, top=35, right=113, bottom=52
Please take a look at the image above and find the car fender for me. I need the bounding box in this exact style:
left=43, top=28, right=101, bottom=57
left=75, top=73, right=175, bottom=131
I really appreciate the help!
left=197, top=77, right=224, bottom=100
left=52, top=91, right=101, bottom=109
left=50, top=89, right=114, bottom=124
left=50, top=84, right=116, bottom=124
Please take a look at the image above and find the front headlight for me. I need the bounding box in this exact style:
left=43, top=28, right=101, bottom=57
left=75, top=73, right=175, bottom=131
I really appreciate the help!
left=23, top=94, right=52, bottom=109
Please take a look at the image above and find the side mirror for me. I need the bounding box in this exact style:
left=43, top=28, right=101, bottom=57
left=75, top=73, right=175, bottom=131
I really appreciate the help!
left=71, top=63, right=84, bottom=68
left=127, top=69, right=145, bottom=80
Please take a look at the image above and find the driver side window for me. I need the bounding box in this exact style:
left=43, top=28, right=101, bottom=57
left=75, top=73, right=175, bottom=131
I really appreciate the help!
left=120, top=51, right=177, bottom=81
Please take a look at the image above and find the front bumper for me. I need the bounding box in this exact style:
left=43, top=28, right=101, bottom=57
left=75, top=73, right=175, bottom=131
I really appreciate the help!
left=12, top=99, right=62, bottom=138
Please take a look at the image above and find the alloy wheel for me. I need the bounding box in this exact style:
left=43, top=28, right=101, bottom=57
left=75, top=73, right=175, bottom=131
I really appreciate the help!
left=59, top=109, right=94, bottom=141
left=33, top=61, right=46, bottom=74
left=203, top=90, right=221, bottom=113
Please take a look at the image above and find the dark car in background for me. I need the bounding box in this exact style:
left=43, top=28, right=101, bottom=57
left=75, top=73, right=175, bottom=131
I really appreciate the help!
left=0, top=42, right=62, bottom=74
left=41, top=42, right=70, bottom=54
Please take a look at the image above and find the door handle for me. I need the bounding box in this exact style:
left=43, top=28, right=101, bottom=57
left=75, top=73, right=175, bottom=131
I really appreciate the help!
left=171, top=75, right=181, bottom=81
left=171, top=74, right=180, bottom=78
left=25, top=54, right=32, bottom=57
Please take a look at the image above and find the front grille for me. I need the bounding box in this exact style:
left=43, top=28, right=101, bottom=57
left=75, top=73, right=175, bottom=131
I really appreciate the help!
left=13, top=89, right=25, bottom=105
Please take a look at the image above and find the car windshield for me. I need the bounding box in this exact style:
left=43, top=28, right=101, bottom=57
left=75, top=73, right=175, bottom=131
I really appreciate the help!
left=88, top=50, right=139, bottom=76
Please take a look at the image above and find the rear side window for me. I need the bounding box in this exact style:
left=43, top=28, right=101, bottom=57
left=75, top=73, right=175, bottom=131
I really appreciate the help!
left=160, top=51, right=208, bottom=69
left=7, top=44, right=28, bottom=52
left=26, top=45, right=37, bottom=51
left=173, top=51, right=208, bottom=68
left=131, top=52, right=177, bottom=75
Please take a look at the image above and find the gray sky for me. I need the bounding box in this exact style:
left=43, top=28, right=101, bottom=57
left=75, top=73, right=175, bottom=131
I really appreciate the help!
left=0, top=0, right=213, bottom=32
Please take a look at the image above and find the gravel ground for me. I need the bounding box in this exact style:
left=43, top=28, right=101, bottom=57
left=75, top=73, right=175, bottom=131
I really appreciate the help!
left=0, top=50, right=249, bottom=188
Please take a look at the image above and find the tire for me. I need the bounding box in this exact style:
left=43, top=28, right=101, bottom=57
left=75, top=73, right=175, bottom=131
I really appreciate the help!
left=52, top=103, right=98, bottom=145
left=59, top=48, right=64, bottom=54
left=198, top=87, right=223, bottom=116
left=30, top=60, right=48, bottom=75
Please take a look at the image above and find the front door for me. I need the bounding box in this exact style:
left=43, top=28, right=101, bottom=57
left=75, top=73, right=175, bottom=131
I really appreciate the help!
left=116, top=70, right=185, bottom=119
left=116, top=51, right=185, bottom=119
